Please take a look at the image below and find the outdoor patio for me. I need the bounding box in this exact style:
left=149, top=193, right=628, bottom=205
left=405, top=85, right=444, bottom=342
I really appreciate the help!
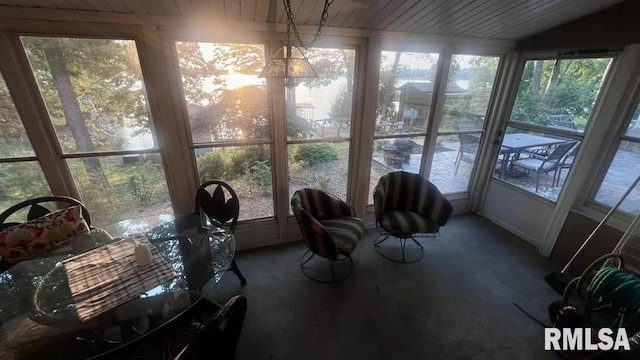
left=374, top=137, right=640, bottom=212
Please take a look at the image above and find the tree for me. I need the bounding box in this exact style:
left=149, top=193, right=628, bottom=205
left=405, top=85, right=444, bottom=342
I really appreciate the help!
left=22, top=37, right=152, bottom=183
left=175, top=41, right=221, bottom=105
left=0, top=76, right=33, bottom=157
left=379, top=51, right=401, bottom=122
left=40, top=40, right=107, bottom=183
left=377, top=51, right=438, bottom=124
left=175, top=43, right=271, bottom=140
left=511, top=57, right=611, bottom=125
left=215, top=85, right=269, bottom=140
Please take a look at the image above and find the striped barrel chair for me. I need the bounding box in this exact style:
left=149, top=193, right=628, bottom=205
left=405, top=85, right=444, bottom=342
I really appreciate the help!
left=373, top=171, right=453, bottom=263
left=291, top=188, right=364, bottom=283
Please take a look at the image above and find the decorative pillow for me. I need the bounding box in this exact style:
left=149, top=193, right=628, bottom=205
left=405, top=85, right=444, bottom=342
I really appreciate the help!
left=0, top=205, right=90, bottom=264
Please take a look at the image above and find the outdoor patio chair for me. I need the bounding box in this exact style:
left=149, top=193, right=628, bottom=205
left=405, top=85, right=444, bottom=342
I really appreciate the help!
left=454, top=133, right=510, bottom=177
left=373, top=171, right=453, bottom=263
left=194, top=180, right=247, bottom=285
left=454, top=133, right=479, bottom=175
left=291, top=188, right=364, bottom=283
left=554, top=142, right=580, bottom=187
left=509, top=141, right=577, bottom=192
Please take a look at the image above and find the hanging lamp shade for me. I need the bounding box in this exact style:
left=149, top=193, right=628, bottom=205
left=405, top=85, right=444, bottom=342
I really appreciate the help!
left=259, top=44, right=317, bottom=88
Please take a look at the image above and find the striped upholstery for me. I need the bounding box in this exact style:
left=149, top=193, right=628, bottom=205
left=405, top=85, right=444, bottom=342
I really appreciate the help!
left=291, top=189, right=363, bottom=260
left=374, top=171, right=453, bottom=236
left=379, top=210, right=440, bottom=235
left=320, top=218, right=363, bottom=255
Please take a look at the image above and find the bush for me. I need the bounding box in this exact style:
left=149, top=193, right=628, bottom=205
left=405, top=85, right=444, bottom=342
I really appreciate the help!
left=248, top=160, right=272, bottom=195
left=197, top=150, right=230, bottom=180
left=292, top=143, right=339, bottom=166
left=197, top=147, right=271, bottom=181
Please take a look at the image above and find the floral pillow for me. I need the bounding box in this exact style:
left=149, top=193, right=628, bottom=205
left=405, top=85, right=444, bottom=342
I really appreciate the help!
left=0, top=205, right=90, bottom=264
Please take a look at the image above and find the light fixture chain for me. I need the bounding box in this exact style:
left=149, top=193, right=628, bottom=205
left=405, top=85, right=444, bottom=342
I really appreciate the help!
left=284, top=0, right=333, bottom=49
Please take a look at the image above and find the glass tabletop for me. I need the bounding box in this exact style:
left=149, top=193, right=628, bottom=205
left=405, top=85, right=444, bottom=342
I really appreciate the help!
left=0, top=214, right=235, bottom=360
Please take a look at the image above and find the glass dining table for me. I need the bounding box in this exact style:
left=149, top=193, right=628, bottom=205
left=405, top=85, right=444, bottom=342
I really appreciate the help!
left=0, top=214, right=235, bottom=360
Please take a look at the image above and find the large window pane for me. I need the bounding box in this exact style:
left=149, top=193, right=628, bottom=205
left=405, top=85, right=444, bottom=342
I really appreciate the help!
left=375, top=51, right=439, bottom=136
left=176, top=42, right=273, bottom=221
left=286, top=48, right=355, bottom=140
left=595, top=101, right=640, bottom=215
left=176, top=42, right=269, bottom=142
left=431, top=55, right=500, bottom=193
left=594, top=141, right=640, bottom=215
left=510, top=58, right=612, bottom=132
left=495, top=127, right=580, bottom=202
left=368, top=50, right=439, bottom=204
left=438, top=55, right=499, bottom=132
left=22, top=37, right=155, bottom=153
left=286, top=47, right=355, bottom=212
left=20, top=36, right=173, bottom=226
left=498, top=56, right=610, bottom=202
left=195, top=146, right=273, bottom=220
left=67, top=155, right=172, bottom=228
left=289, top=141, right=350, bottom=203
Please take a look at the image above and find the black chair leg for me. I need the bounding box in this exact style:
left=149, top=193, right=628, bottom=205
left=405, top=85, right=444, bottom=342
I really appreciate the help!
left=229, top=259, right=247, bottom=285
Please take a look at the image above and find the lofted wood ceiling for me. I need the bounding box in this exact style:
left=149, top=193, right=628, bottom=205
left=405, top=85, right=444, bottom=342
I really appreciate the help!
left=0, top=0, right=628, bottom=41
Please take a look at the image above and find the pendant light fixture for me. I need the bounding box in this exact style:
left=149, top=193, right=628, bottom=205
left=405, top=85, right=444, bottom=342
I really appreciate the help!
left=259, top=0, right=334, bottom=88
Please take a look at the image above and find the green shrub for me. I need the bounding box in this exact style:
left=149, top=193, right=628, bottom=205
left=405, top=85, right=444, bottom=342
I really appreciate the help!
left=197, top=150, right=231, bottom=180
left=249, top=160, right=272, bottom=195
left=292, top=143, right=339, bottom=166
left=228, top=147, right=269, bottom=177
left=197, top=147, right=271, bottom=181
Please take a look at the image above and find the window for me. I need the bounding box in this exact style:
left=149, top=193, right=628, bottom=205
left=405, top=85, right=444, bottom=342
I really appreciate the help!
left=22, top=37, right=172, bottom=227
left=497, top=57, right=612, bottom=202
left=175, top=42, right=273, bottom=220
left=369, top=51, right=439, bottom=200
left=0, top=71, right=50, bottom=214
left=287, top=47, right=356, bottom=205
left=431, top=55, right=500, bottom=193
left=593, top=101, right=640, bottom=215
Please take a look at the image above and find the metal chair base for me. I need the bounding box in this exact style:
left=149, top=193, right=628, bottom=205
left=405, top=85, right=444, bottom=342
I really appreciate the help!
left=300, top=250, right=353, bottom=283
left=374, top=232, right=437, bottom=263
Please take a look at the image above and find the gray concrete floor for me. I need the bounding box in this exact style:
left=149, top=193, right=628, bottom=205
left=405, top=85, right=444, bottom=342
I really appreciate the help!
left=209, top=213, right=563, bottom=360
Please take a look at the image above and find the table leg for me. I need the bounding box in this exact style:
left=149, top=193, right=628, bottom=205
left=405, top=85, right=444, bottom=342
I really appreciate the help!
left=229, top=259, right=247, bottom=285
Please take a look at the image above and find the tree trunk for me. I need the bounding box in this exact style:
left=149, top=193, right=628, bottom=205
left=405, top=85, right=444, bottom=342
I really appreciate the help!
left=532, top=60, right=544, bottom=96
left=43, top=41, right=108, bottom=184
left=544, top=58, right=562, bottom=97
left=380, top=51, right=401, bottom=124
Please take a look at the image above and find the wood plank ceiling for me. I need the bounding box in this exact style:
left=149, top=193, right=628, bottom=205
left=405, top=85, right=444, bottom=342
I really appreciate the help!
left=0, top=0, right=628, bottom=40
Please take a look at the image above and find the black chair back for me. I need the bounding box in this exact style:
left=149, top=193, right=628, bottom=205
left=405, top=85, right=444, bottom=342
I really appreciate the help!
left=194, top=180, right=239, bottom=233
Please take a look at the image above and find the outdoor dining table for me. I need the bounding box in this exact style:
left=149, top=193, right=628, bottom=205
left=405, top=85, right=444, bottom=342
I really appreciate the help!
left=0, top=213, right=235, bottom=360
left=498, top=133, right=569, bottom=178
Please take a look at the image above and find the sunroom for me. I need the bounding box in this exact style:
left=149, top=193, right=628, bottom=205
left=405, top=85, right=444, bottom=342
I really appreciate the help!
left=0, top=0, right=638, bottom=273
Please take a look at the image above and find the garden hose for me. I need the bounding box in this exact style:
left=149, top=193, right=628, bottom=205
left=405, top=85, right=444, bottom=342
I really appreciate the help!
left=562, top=253, right=625, bottom=302
left=585, top=266, right=640, bottom=333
